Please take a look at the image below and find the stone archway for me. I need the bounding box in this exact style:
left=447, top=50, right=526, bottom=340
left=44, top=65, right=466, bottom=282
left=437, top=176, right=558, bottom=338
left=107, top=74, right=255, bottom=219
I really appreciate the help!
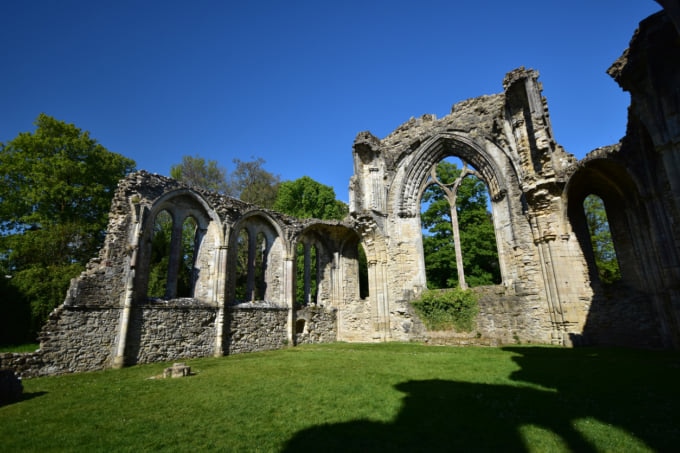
left=348, top=69, right=594, bottom=344
left=396, top=132, right=510, bottom=218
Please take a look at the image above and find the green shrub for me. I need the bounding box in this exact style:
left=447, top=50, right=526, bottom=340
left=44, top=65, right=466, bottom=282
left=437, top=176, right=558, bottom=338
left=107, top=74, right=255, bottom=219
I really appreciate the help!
left=411, top=288, right=478, bottom=332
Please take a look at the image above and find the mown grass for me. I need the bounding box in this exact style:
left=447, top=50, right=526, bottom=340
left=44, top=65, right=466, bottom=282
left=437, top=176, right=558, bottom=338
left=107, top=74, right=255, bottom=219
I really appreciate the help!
left=1, top=343, right=679, bottom=452
left=0, top=343, right=40, bottom=353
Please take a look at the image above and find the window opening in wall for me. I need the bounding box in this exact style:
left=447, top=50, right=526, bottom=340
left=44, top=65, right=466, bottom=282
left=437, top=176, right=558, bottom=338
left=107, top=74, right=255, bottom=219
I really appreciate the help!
left=253, top=232, right=267, bottom=301
left=358, top=243, right=369, bottom=299
left=309, top=245, right=318, bottom=305
left=177, top=216, right=198, bottom=297
left=583, top=194, right=621, bottom=284
left=295, top=241, right=319, bottom=306
left=234, top=228, right=249, bottom=302
left=295, top=243, right=305, bottom=305
left=148, top=210, right=172, bottom=298
left=420, top=157, right=500, bottom=289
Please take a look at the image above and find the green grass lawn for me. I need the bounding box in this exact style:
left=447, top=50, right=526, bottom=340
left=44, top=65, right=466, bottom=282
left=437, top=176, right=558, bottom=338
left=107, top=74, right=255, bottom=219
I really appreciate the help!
left=2, top=343, right=679, bottom=452
left=0, top=343, right=40, bottom=353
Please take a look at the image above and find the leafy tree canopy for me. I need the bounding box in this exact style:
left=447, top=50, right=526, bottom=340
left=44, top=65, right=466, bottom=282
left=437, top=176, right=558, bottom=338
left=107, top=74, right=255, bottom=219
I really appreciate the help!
left=421, top=160, right=500, bottom=289
left=584, top=194, right=621, bottom=284
left=0, top=114, right=135, bottom=236
left=273, top=176, right=348, bottom=220
left=170, top=155, right=230, bottom=194
left=169, top=155, right=281, bottom=209
left=0, top=114, right=136, bottom=342
left=229, top=157, right=281, bottom=208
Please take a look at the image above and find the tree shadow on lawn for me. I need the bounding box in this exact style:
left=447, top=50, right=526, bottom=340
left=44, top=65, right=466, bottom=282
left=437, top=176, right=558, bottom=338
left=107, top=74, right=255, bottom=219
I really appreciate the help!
left=283, top=347, right=680, bottom=452
left=0, top=391, right=47, bottom=408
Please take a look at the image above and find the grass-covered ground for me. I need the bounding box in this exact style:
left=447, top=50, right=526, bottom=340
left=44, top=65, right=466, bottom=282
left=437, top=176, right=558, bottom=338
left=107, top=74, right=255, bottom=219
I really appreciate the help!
left=1, top=342, right=679, bottom=452
left=0, top=343, right=40, bottom=353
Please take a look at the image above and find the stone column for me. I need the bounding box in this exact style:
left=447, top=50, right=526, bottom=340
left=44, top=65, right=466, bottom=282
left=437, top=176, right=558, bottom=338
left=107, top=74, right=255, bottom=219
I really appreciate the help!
left=284, top=255, right=295, bottom=345
left=213, top=244, right=228, bottom=357
left=113, top=206, right=145, bottom=368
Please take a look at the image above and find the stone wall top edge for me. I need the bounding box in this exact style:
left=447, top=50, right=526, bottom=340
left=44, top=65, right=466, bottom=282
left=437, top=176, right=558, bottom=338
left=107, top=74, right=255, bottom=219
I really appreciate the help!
left=379, top=93, right=505, bottom=149
left=227, top=304, right=289, bottom=312
left=59, top=304, right=121, bottom=310
left=116, top=170, right=356, bottom=229
left=138, top=299, right=219, bottom=309
left=563, top=143, right=623, bottom=176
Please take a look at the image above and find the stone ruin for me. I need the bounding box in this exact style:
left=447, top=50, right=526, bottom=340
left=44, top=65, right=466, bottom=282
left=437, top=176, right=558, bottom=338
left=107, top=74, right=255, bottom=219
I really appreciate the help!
left=2, top=6, right=680, bottom=377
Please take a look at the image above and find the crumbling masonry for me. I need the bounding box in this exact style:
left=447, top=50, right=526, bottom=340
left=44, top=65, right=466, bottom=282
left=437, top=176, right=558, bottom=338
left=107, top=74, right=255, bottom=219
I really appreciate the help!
left=3, top=7, right=680, bottom=376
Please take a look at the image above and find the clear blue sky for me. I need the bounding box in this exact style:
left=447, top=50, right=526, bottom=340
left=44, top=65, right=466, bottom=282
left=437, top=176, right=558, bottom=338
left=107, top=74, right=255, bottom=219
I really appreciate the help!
left=1, top=1, right=662, bottom=203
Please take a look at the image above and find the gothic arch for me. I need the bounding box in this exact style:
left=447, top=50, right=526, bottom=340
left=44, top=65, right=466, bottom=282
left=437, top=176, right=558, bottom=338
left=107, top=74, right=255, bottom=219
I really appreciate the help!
left=397, top=132, right=512, bottom=218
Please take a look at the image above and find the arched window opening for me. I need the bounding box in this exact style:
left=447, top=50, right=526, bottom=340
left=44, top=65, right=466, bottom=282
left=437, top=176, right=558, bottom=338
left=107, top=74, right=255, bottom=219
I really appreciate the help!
left=177, top=216, right=198, bottom=297
left=583, top=194, right=621, bottom=284
left=358, top=243, right=369, bottom=299
left=295, top=241, right=319, bottom=306
left=148, top=210, right=172, bottom=298
left=420, top=157, right=501, bottom=289
left=309, top=244, right=318, bottom=305
left=295, top=243, right=305, bottom=305
left=253, top=232, right=268, bottom=301
left=234, top=228, right=249, bottom=302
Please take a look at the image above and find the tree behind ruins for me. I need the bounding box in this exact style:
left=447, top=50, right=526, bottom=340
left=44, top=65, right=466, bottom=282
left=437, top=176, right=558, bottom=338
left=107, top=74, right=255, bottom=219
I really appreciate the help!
left=0, top=114, right=136, bottom=343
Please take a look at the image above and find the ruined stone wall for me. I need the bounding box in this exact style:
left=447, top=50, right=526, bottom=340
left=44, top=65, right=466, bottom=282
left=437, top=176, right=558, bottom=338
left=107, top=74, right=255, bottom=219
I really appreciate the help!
left=125, top=302, right=217, bottom=365
left=334, top=298, right=374, bottom=341
left=226, top=306, right=289, bottom=354
left=294, top=306, right=337, bottom=345
left=38, top=306, right=121, bottom=375
left=349, top=66, right=592, bottom=346
left=10, top=7, right=680, bottom=381
left=22, top=171, right=357, bottom=376
left=0, top=352, right=43, bottom=378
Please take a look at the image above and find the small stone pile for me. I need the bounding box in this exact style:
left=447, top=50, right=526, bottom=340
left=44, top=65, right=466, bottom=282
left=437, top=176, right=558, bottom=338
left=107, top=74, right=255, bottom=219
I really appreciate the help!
left=163, top=363, right=191, bottom=378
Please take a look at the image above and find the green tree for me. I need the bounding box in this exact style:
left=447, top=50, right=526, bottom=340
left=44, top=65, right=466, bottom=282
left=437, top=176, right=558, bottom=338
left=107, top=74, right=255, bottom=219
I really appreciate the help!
left=0, top=114, right=135, bottom=342
left=170, top=155, right=230, bottom=194
left=421, top=160, right=500, bottom=289
left=273, top=176, right=349, bottom=306
left=273, top=176, right=348, bottom=220
left=584, top=194, right=621, bottom=284
left=229, top=157, right=281, bottom=208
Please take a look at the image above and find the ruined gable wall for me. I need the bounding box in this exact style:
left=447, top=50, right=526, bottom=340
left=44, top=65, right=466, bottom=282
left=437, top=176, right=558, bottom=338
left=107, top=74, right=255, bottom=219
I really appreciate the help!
left=348, top=66, right=617, bottom=346
left=349, top=69, right=591, bottom=345
left=27, top=172, right=346, bottom=375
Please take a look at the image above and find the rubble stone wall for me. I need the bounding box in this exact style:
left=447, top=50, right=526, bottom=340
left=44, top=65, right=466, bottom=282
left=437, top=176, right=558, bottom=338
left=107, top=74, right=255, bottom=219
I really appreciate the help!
left=226, top=306, right=289, bottom=354
left=125, top=303, right=218, bottom=365
left=294, top=306, right=337, bottom=345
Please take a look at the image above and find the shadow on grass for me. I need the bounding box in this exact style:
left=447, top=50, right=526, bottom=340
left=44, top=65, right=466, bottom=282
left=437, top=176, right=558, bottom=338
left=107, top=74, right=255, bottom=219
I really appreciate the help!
left=283, top=347, right=680, bottom=452
left=0, top=391, right=47, bottom=408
